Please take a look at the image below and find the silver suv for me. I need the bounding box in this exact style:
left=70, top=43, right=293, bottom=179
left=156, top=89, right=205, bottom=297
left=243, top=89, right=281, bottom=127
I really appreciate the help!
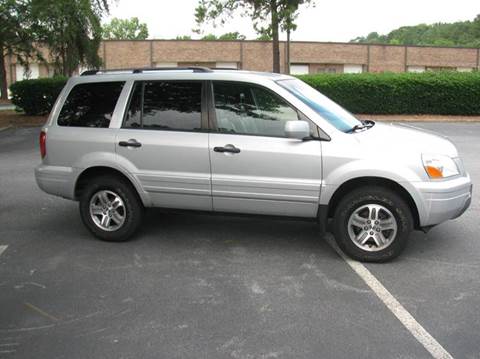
left=35, top=67, right=472, bottom=262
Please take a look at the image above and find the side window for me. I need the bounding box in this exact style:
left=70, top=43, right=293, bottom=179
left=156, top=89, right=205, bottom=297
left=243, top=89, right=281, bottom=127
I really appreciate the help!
left=124, top=82, right=142, bottom=128
left=58, top=82, right=124, bottom=128
left=212, top=82, right=299, bottom=137
left=123, top=81, right=202, bottom=131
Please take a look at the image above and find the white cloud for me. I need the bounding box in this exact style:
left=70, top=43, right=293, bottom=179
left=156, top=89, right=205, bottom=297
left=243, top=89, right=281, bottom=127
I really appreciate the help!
left=105, top=0, right=480, bottom=42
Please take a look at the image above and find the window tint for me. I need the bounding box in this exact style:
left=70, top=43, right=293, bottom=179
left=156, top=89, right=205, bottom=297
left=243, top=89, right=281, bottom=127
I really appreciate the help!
left=124, top=82, right=142, bottom=128
left=277, top=78, right=361, bottom=133
left=123, top=81, right=202, bottom=131
left=213, top=82, right=299, bottom=137
left=58, top=82, right=124, bottom=127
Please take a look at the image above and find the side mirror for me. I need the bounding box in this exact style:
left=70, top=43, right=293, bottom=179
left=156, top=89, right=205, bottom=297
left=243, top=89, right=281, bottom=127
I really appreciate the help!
left=285, top=120, right=310, bottom=140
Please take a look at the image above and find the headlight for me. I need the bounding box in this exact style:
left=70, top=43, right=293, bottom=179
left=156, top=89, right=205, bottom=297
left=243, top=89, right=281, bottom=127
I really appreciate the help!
left=422, top=154, right=459, bottom=179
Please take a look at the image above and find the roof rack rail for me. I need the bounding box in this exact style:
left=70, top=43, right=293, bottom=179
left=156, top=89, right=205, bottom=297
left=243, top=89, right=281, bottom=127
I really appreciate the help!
left=213, top=67, right=240, bottom=71
left=80, top=66, right=213, bottom=76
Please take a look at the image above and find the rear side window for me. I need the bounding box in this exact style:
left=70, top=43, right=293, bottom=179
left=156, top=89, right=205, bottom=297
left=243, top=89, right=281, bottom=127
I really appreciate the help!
left=58, top=82, right=124, bottom=128
left=123, top=81, right=202, bottom=131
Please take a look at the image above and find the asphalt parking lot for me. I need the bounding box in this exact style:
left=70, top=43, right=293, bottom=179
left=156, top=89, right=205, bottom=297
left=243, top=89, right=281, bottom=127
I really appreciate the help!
left=0, top=123, right=479, bottom=359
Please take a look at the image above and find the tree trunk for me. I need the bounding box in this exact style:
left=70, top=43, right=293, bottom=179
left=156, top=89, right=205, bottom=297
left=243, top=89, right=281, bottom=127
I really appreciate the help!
left=0, top=44, right=8, bottom=100
left=271, top=1, right=280, bottom=73
left=286, top=28, right=290, bottom=74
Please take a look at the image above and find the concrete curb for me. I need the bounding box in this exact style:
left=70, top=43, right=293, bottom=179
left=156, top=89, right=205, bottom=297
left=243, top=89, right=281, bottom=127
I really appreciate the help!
left=0, top=125, right=13, bottom=133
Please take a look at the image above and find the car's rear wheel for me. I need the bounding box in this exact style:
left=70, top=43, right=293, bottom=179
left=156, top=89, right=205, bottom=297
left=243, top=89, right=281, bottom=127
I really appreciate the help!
left=333, top=186, right=413, bottom=262
left=79, top=176, right=143, bottom=241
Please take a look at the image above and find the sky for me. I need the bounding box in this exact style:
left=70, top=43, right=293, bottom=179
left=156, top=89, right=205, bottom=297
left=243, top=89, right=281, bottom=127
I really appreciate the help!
left=105, top=0, right=480, bottom=42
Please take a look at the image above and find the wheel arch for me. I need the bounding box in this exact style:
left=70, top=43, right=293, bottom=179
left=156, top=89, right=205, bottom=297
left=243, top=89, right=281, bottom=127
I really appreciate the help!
left=74, top=166, right=149, bottom=206
left=326, top=176, right=420, bottom=230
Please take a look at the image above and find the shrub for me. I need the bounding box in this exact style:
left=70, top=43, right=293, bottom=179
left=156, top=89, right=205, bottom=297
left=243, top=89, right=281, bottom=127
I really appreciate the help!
left=10, top=77, right=67, bottom=116
left=297, top=71, right=480, bottom=115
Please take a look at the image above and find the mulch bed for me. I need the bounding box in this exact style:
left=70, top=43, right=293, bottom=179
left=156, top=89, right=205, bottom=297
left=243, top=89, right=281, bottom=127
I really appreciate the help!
left=357, top=114, right=480, bottom=122
left=0, top=110, right=47, bottom=128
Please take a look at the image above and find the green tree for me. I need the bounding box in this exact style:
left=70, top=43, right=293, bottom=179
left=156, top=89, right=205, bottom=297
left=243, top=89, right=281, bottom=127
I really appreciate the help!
left=194, top=0, right=315, bottom=73
left=176, top=35, right=192, bottom=40
left=201, top=33, right=218, bottom=40
left=351, top=15, right=480, bottom=47
left=218, top=31, right=246, bottom=40
left=102, top=17, right=149, bottom=40
left=200, top=32, right=246, bottom=40
left=32, top=0, right=110, bottom=76
left=0, top=0, right=40, bottom=99
left=256, top=33, right=272, bottom=40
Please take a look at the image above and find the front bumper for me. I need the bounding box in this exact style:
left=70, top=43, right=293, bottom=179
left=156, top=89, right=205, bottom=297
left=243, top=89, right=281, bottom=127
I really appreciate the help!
left=414, top=174, right=472, bottom=227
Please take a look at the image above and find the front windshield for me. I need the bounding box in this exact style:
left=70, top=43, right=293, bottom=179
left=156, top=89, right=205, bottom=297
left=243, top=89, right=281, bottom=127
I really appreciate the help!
left=277, top=78, right=362, bottom=133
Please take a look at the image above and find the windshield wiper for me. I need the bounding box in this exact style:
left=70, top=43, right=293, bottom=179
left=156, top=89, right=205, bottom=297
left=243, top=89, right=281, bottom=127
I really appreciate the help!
left=347, top=120, right=375, bottom=133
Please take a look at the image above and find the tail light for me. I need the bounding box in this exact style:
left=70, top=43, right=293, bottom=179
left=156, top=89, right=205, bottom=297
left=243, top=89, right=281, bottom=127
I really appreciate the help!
left=39, top=131, right=46, bottom=158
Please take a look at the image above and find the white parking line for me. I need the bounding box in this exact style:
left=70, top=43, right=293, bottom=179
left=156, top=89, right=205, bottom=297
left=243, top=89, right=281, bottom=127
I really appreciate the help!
left=327, top=238, right=454, bottom=359
left=0, top=245, right=7, bottom=257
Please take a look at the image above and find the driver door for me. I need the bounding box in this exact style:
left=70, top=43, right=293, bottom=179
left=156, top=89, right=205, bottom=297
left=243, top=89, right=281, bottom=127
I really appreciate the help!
left=208, top=81, right=322, bottom=217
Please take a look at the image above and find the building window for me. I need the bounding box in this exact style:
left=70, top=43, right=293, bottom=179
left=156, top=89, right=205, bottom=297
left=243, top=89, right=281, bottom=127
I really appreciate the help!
left=317, top=67, right=337, bottom=74
left=407, top=66, right=426, bottom=73
left=216, top=62, right=238, bottom=69
left=15, top=63, right=40, bottom=80
left=426, top=66, right=456, bottom=72
left=155, top=62, right=178, bottom=68
left=290, top=64, right=309, bottom=75
left=344, top=64, right=363, bottom=74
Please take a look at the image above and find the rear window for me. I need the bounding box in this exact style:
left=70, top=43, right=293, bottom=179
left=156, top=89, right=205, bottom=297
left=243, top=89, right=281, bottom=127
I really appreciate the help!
left=58, top=82, right=125, bottom=128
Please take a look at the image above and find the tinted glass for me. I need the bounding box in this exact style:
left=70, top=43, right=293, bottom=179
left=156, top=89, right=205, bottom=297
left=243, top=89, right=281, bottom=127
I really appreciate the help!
left=58, top=82, right=124, bottom=127
left=213, top=82, right=299, bottom=137
left=277, top=78, right=361, bottom=133
left=124, top=82, right=142, bottom=128
left=142, top=81, right=202, bottom=131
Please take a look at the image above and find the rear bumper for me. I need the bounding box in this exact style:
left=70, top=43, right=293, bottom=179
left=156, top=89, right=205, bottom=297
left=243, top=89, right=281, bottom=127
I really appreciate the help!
left=414, top=174, right=472, bottom=227
left=35, top=165, right=76, bottom=200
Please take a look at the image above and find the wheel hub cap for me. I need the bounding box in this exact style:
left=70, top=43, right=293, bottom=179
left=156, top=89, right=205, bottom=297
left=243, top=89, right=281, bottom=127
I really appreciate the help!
left=347, top=204, right=398, bottom=252
left=89, top=190, right=126, bottom=231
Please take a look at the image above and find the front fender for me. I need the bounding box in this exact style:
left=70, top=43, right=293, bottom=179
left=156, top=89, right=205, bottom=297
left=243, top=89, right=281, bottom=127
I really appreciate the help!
left=320, top=158, right=428, bottom=225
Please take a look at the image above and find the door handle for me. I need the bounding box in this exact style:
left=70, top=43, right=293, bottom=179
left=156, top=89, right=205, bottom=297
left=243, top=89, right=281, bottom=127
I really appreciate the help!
left=214, top=145, right=240, bottom=154
left=119, top=139, right=142, bottom=148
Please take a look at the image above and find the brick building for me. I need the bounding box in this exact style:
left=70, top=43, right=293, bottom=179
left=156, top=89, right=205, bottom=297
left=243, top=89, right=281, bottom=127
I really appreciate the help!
left=4, top=39, right=480, bottom=88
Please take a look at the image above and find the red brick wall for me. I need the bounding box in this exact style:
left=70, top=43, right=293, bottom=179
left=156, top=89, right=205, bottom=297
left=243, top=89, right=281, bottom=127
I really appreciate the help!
left=369, top=45, right=406, bottom=72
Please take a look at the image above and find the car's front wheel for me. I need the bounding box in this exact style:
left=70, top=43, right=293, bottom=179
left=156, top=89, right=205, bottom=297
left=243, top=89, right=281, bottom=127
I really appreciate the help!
left=333, top=186, right=413, bottom=262
left=79, top=176, right=143, bottom=241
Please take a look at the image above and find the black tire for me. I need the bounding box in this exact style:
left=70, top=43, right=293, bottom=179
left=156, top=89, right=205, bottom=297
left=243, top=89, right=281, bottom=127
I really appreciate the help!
left=333, top=186, right=413, bottom=262
left=79, top=175, right=144, bottom=241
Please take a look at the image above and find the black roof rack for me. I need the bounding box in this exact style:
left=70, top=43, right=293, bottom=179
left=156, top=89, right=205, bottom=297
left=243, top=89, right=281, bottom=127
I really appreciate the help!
left=81, top=66, right=213, bottom=76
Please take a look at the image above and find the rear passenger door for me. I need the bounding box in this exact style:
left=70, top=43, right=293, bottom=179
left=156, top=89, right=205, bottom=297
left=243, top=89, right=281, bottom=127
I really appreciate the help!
left=208, top=81, right=322, bottom=217
left=116, top=80, right=212, bottom=211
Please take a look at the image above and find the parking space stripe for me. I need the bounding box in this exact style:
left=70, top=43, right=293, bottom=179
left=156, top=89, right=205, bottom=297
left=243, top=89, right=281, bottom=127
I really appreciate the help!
left=0, top=245, right=7, bottom=257
left=327, top=238, right=454, bottom=359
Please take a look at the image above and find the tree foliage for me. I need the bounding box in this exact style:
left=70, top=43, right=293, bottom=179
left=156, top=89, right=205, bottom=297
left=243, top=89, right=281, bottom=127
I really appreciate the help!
left=31, top=0, right=110, bottom=76
left=351, top=15, right=480, bottom=47
left=0, top=0, right=40, bottom=99
left=200, top=32, right=246, bottom=40
left=194, top=0, right=315, bottom=73
left=102, top=17, right=149, bottom=40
